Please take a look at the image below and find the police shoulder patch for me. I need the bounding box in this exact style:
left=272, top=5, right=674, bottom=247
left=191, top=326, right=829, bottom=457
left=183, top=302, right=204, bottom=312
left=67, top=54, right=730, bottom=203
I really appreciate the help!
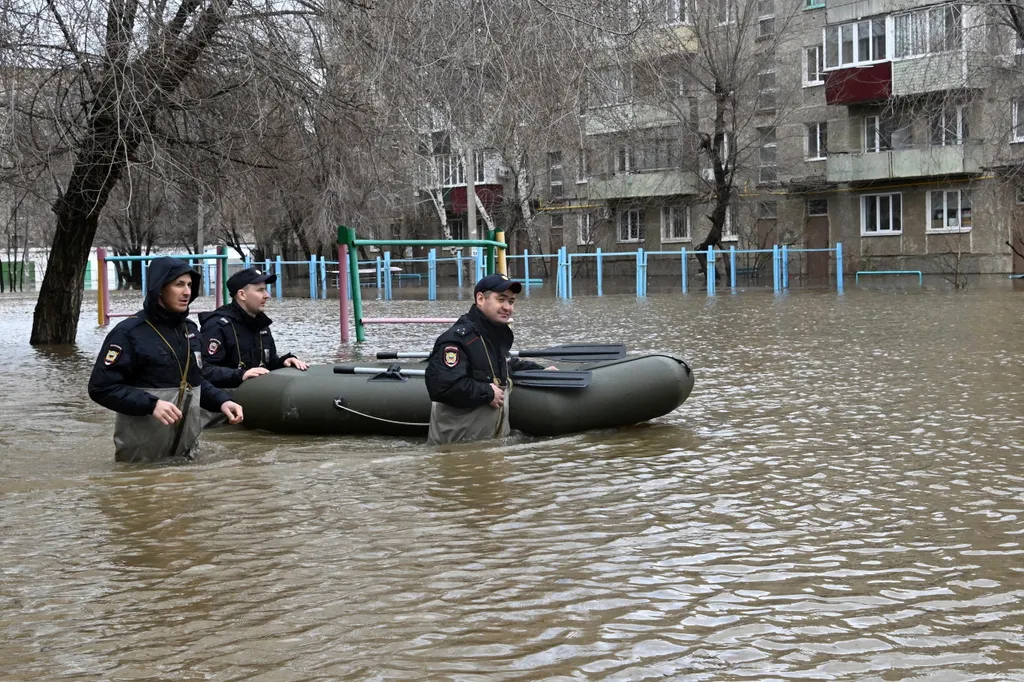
left=103, top=344, right=122, bottom=366
left=207, top=338, right=221, bottom=355
left=443, top=345, right=460, bottom=368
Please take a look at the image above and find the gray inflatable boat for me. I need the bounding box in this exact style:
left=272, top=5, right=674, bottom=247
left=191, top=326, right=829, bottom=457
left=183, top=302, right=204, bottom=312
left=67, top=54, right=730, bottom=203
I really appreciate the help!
left=232, top=354, right=693, bottom=437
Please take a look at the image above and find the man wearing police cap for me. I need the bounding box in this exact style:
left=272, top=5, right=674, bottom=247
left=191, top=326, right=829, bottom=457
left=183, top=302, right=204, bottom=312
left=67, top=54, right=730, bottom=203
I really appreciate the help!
left=424, top=273, right=552, bottom=445
left=199, top=267, right=309, bottom=388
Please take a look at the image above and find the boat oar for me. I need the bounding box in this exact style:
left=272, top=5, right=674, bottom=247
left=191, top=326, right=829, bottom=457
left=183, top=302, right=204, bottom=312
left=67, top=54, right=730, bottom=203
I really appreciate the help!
left=376, top=343, right=626, bottom=363
left=333, top=365, right=592, bottom=389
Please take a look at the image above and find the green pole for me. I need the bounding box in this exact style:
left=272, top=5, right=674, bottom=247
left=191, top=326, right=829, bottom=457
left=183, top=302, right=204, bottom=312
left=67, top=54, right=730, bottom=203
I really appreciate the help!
left=486, top=229, right=496, bottom=276
left=338, top=225, right=366, bottom=342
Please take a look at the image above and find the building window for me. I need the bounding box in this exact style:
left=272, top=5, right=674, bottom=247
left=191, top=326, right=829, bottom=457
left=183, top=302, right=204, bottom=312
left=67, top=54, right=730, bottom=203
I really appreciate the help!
left=807, top=198, right=828, bottom=216
left=1017, top=185, right=1024, bottom=204
left=438, top=153, right=465, bottom=187
left=595, top=65, right=630, bottom=106
left=757, top=69, right=777, bottom=113
left=894, top=4, right=962, bottom=59
left=618, top=209, right=645, bottom=242
left=576, top=148, right=589, bottom=183
left=806, top=122, right=828, bottom=160
left=758, top=200, right=778, bottom=219
left=804, top=45, right=824, bottom=86
left=824, top=18, right=887, bottom=69
left=805, top=0, right=825, bottom=9
left=717, top=0, right=736, bottom=24
left=551, top=214, right=563, bottom=230
left=1015, top=31, right=1024, bottom=66
left=865, top=114, right=912, bottom=152
left=615, top=145, right=636, bottom=172
left=661, top=0, right=689, bottom=25
left=473, top=151, right=485, bottom=184
left=928, top=189, right=971, bottom=232
left=930, top=106, right=968, bottom=146
left=450, top=219, right=467, bottom=241
left=861, top=193, right=902, bottom=235
left=661, top=205, right=691, bottom=242
left=1014, top=99, right=1024, bottom=142
left=577, top=213, right=596, bottom=245
left=758, top=127, right=777, bottom=183
left=758, top=0, right=776, bottom=39
left=721, top=205, right=737, bottom=241
left=548, top=151, right=563, bottom=198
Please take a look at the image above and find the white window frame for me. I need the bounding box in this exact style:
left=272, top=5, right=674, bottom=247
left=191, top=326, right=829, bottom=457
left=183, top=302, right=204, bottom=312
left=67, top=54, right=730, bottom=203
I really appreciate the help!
left=576, top=148, right=589, bottom=183
left=1014, top=98, right=1024, bottom=143
left=721, top=205, right=737, bottom=241
left=927, top=189, right=972, bottom=233
left=615, top=145, right=636, bottom=173
left=577, top=213, right=596, bottom=245
left=806, top=122, right=828, bottom=160
left=661, top=205, right=691, bottom=242
left=805, top=0, right=825, bottom=9
left=861, top=193, right=903, bottom=235
left=803, top=45, right=824, bottom=86
left=929, top=105, right=968, bottom=146
left=661, top=0, right=689, bottom=25
left=824, top=18, right=887, bottom=69
left=716, top=0, right=736, bottom=25
left=758, top=127, right=777, bottom=183
left=757, top=69, right=777, bottom=112
left=548, top=151, right=563, bottom=197
left=618, top=208, right=645, bottom=242
left=893, top=4, right=962, bottom=59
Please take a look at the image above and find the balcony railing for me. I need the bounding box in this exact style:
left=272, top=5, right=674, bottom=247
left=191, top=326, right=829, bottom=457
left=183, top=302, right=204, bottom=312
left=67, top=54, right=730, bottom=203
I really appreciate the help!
left=825, top=62, right=892, bottom=105
left=826, top=142, right=984, bottom=182
left=589, top=168, right=699, bottom=199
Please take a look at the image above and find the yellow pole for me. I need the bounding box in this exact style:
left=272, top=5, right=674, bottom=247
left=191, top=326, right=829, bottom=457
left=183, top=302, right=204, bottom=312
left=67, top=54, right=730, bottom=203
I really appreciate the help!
left=496, top=230, right=507, bottom=276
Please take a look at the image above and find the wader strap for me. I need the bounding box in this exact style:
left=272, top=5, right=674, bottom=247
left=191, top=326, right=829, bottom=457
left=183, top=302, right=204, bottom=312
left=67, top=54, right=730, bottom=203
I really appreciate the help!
left=145, top=320, right=193, bottom=404
left=479, top=336, right=511, bottom=438
left=229, top=321, right=265, bottom=369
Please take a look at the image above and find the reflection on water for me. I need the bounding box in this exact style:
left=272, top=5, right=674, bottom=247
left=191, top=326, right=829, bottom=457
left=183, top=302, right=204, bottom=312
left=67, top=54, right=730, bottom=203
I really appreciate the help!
left=1, top=282, right=1023, bottom=680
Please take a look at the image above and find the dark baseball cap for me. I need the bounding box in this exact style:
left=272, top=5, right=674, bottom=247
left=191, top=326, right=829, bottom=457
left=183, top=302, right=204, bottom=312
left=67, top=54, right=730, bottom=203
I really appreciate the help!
left=474, top=273, right=522, bottom=295
left=228, top=267, right=277, bottom=297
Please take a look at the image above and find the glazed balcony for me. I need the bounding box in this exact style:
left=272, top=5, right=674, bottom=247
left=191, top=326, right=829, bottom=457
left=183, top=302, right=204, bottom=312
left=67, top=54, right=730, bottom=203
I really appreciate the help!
left=826, top=142, right=984, bottom=183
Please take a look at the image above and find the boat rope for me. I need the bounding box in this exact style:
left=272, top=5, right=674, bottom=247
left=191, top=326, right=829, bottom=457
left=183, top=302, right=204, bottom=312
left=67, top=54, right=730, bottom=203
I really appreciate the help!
left=333, top=399, right=429, bottom=427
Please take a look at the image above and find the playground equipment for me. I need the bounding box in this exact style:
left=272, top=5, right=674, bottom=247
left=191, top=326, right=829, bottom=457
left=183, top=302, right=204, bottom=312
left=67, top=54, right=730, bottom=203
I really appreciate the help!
left=336, top=225, right=508, bottom=343
left=95, top=247, right=230, bottom=325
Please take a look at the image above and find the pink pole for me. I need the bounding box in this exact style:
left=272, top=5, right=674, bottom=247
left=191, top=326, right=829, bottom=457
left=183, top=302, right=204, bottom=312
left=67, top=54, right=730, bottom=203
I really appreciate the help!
left=339, top=244, right=349, bottom=343
left=362, top=318, right=457, bottom=324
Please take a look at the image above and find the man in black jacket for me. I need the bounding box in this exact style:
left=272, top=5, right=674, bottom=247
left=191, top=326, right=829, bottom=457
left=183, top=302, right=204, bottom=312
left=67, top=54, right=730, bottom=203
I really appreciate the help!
left=88, top=257, right=244, bottom=462
left=199, top=268, right=308, bottom=388
left=424, top=273, right=549, bottom=445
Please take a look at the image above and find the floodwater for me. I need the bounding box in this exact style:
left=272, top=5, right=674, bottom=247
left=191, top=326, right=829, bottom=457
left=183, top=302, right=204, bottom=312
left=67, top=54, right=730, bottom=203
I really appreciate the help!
left=1, top=279, right=1023, bottom=681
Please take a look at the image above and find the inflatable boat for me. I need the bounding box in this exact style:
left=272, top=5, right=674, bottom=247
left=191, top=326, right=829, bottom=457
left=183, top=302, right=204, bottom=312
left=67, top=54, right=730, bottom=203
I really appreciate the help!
left=232, top=354, right=693, bottom=438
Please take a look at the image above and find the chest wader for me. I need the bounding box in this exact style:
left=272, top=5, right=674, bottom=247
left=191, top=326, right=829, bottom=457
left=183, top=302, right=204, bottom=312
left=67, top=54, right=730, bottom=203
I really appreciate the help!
left=427, top=336, right=512, bottom=446
left=113, top=323, right=203, bottom=463
left=201, top=321, right=257, bottom=429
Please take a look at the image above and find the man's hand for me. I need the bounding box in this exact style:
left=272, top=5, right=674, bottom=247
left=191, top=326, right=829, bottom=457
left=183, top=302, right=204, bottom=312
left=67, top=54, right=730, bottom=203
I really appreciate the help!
left=490, top=383, right=505, bottom=408
left=543, top=365, right=558, bottom=370
left=242, top=367, right=270, bottom=381
left=284, top=357, right=309, bottom=370
left=152, top=399, right=182, bottom=425
left=221, top=401, right=244, bottom=425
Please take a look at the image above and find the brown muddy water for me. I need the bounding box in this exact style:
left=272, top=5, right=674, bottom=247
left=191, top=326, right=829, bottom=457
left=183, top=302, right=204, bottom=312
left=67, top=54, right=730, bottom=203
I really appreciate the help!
left=0, top=281, right=1022, bottom=681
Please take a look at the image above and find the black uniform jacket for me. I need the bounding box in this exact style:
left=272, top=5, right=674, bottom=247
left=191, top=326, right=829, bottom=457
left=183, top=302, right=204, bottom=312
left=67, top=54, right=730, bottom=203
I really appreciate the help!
left=88, top=258, right=232, bottom=416
left=424, top=304, right=543, bottom=409
left=198, top=302, right=295, bottom=388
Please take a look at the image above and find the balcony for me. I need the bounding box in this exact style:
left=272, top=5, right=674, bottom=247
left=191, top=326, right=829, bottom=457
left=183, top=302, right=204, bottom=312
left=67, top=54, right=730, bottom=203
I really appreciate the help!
left=825, top=62, right=892, bottom=105
left=826, top=143, right=984, bottom=183
left=589, top=168, right=698, bottom=200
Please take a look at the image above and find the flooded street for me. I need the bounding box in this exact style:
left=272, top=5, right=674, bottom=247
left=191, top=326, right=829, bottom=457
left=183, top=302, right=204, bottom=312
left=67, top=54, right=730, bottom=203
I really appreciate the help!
left=1, top=282, right=1023, bottom=680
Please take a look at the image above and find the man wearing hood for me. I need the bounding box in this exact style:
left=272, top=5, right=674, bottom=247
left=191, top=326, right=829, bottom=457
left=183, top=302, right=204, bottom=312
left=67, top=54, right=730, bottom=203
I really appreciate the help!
left=198, top=268, right=308, bottom=388
left=424, top=274, right=550, bottom=445
left=88, top=257, right=244, bottom=463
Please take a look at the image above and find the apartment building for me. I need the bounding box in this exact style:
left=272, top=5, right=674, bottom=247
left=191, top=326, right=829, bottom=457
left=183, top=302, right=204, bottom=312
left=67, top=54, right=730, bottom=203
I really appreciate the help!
left=540, top=0, right=1024, bottom=276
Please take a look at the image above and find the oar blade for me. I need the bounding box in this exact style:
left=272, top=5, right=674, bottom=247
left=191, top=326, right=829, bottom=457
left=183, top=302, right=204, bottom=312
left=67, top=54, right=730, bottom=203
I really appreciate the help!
left=510, top=369, right=591, bottom=389
left=515, top=344, right=625, bottom=362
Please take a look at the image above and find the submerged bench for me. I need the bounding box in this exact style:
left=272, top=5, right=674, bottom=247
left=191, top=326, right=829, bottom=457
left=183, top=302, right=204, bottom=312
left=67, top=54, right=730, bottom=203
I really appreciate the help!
left=855, top=270, right=923, bottom=285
